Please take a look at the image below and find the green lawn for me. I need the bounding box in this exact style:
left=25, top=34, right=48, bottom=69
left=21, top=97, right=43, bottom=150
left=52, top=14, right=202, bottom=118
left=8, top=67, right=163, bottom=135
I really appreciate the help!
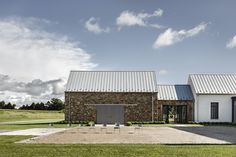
left=0, top=109, right=65, bottom=130
left=0, top=136, right=235, bottom=157
left=0, top=109, right=64, bottom=123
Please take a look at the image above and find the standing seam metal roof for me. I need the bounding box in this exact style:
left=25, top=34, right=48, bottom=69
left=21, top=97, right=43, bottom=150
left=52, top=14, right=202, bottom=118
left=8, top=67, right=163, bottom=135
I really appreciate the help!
left=157, top=85, right=194, bottom=100
left=66, top=71, right=157, bottom=92
left=189, top=74, right=236, bottom=94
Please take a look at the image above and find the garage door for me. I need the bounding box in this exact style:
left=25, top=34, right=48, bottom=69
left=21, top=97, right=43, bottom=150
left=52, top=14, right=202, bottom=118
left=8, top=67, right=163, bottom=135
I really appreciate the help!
left=96, top=105, right=124, bottom=124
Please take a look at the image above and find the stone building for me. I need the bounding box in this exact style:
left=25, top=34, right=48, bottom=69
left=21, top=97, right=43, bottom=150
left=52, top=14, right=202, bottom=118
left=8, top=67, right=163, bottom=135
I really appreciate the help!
left=65, top=71, right=158, bottom=124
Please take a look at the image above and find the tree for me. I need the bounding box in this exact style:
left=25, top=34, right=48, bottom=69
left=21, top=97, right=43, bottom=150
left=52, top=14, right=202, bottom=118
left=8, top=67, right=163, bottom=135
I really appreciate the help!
left=0, top=102, right=15, bottom=109
left=19, top=105, right=26, bottom=110
left=48, top=98, right=64, bottom=110
left=34, top=102, right=45, bottom=110
left=0, top=101, right=5, bottom=109
left=30, top=102, right=36, bottom=110
left=13, top=98, right=64, bottom=110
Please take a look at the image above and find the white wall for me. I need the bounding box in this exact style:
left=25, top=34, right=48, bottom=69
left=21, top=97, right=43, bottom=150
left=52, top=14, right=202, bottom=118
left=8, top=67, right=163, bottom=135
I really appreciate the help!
left=195, top=95, right=235, bottom=122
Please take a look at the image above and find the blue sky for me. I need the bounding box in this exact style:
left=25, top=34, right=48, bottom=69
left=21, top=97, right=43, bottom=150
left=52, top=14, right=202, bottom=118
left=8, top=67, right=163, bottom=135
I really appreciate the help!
left=0, top=0, right=236, bottom=104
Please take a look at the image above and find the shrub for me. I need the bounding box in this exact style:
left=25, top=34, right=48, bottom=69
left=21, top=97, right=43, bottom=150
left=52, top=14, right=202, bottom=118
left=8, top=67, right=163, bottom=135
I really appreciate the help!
left=88, top=121, right=95, bottom=126
left=125, top=122, right=132, bottom=126
left=129, top=121, right=165, bottom=125
left=188, top=121, right=236, bottom=126
left=55, top=120, right=90, bottom=125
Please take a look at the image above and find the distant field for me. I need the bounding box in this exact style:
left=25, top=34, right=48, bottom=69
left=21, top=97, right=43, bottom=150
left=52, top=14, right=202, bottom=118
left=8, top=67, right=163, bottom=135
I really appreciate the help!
left=0, top=136, right=236, bottom=157
left=0, top=109, right=65, bottom=130
left=0, top=109, right=64, bottom=123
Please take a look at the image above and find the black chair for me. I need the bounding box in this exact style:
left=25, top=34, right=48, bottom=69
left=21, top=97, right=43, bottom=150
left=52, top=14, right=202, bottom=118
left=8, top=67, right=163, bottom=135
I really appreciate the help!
left=114, top=123, right=120, bottom=133
left=101, top=123, right=107, bottom=132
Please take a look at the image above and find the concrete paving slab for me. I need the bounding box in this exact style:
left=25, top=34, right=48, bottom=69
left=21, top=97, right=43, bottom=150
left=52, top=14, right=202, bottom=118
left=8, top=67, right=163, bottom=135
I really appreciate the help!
left=0, top=130, right=10, bottom=133
left=0, top=128, right=68, bottom=136
left=0, top=119, right=63, bottom=125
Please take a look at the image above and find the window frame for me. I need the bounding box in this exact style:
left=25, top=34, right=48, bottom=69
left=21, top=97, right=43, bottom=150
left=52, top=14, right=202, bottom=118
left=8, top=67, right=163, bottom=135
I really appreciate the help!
left=210, top=102, right=219, bottom=120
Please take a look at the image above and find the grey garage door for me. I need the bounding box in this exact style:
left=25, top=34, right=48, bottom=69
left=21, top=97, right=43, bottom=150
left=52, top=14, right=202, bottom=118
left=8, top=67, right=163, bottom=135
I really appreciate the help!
left=96, top=105, right=124, bottom=124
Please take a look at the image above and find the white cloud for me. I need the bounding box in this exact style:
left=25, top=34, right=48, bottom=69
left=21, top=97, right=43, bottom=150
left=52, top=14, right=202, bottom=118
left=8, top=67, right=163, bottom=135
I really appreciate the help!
left=158, top=69, right=168, bottom=75
left=0, top=16, right=97, bottom=82
left=85, top=17, right=110, bottom=34
left=0, top=73, right=65, bottom=106
left=0, top=16, right=97, bottom=105
left=153, top=22, right=208, bottom=49
left=0, top=74, right=64, bottom=96
left=116, top=9, right=163, bottom=29
left=226, top=35, right=236, bottom=49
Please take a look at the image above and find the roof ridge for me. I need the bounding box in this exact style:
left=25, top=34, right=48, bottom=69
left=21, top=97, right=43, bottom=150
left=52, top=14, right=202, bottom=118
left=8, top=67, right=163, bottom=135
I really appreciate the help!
left=189, top=73, right=236, bottom=76
left=70, top=70, right=156, bottom=72
left=157, top=84, right=190, bottom=86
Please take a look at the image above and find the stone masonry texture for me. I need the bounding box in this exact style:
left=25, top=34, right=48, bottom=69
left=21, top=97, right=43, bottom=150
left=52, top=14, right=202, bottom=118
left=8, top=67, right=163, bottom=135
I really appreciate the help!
left=65, top=92, right=158, bottom=123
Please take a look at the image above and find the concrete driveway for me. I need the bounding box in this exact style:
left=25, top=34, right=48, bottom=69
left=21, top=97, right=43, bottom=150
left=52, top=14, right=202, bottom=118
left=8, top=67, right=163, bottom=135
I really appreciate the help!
left=0, top=128, right=68, bottom=136
left=21, top=126, right=236, bottom=144
left=172, top=126, right=236, bottom=144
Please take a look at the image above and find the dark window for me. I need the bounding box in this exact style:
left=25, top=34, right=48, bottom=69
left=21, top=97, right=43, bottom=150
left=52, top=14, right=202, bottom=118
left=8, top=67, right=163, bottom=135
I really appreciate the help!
left=211, top=102, right=219, bottom=119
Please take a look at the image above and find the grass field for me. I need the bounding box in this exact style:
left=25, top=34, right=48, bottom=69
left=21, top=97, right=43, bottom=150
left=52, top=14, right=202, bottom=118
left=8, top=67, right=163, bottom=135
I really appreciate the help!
left=0, top=109, right=65, bottom=130
left=0, top=109, right=64, bottom=123
left=0, top=136, right=235, bottom=157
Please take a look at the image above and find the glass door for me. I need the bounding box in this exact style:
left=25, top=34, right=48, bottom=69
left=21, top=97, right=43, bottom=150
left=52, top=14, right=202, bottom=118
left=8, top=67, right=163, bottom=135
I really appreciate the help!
left=176, top=105, right=187, bottom=123
left=163, top=105, right=187, bottom=123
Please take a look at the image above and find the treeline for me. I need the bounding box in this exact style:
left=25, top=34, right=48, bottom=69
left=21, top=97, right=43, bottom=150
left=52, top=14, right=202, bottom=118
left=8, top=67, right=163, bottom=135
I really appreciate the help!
left=0, top=101, right=16, bottom=109
left=0, top=98, right=64, bottom=110
left=19, top=98, right=64, bottom=110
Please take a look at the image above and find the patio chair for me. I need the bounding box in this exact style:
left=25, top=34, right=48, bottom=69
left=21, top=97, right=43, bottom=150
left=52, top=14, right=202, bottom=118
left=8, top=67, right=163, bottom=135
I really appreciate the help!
left=89, top=123, right=95, bottom=128
left=114, top=122, right=120, bottom=133
left=100, top=123, right=107, bottom=132
left=77, top=124, right=83, bottom=131
left=135, top=123, right=142, bottom=130
left=89, top=123, right=96, bottom=132
left=134, top=123, right=142, bottom=133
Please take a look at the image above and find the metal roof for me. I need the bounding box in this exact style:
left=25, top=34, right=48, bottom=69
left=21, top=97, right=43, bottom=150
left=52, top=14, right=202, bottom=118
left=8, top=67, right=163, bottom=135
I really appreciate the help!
left=189, top=74, right=236, bottom=94
left=66, top=71, right=157, bottom=92
left=157, top=85, right=194, bottom=100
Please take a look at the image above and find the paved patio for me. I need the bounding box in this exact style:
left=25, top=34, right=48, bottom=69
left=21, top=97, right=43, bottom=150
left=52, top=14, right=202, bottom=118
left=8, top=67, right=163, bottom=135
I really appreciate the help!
left=19, top=126, right=236, bottom=144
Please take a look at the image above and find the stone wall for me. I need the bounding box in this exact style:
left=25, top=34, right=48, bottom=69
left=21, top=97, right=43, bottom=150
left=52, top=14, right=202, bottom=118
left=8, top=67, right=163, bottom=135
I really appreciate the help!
left=157, top=100, right=194, bottom=122
left=65, top=92, right=158, bottom=123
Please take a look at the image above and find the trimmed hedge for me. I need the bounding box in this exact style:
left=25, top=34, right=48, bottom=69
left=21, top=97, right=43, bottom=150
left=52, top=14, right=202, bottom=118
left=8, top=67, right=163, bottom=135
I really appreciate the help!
left=125, top=121, right=165, bottom=126
left=188, top=121, right=236, bottom=126
left=56, top=120, right=236, bottom=126
left=55, top=120, right=92, bottom=126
